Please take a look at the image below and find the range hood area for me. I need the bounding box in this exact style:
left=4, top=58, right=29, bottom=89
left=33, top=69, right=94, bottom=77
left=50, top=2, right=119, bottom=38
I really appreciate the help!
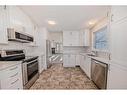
left=7, top=28, right=34, bottom=43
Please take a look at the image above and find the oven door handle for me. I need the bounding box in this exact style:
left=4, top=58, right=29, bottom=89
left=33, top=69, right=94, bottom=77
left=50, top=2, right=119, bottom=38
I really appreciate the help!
left=26, top=59, right=38, bottom=65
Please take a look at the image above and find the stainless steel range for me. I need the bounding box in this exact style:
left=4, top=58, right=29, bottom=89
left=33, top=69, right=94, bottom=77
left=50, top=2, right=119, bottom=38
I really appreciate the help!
left=22, top=56, right=39, bottom=89
left=0, top=50, right=39, bottom=89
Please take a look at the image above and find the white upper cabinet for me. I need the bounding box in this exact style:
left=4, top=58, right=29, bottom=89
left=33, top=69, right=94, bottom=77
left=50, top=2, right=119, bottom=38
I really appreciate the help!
left=8, top=6, right=35, bottom=36
left=111, top=6, right=127, bottom=23
left=0, top=6, right=8, bottom=44
left=80, top=29, right=90, bottom=46
left=63, top=30, right=90, bottom=46
left=63, top=31, right=79, bottom=46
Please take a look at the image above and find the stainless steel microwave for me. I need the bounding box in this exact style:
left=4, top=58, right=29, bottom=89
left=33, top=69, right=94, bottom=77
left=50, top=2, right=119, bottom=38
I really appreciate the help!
left=7, top=28, right=34, bottom=43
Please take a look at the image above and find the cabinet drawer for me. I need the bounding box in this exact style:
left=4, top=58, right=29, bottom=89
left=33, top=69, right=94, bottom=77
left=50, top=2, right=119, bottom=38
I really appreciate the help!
left=0, top=75, right=22, bottom=89
left=1, top=64, right=21, bottom=79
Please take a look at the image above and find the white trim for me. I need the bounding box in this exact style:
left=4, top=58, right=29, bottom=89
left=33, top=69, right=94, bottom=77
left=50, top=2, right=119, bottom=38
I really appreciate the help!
left=91, top=25, right=109, bottom=52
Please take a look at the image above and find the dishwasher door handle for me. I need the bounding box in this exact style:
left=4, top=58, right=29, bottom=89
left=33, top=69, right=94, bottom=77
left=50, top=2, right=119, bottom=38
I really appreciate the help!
left=94, top=61, right=107, bottom=67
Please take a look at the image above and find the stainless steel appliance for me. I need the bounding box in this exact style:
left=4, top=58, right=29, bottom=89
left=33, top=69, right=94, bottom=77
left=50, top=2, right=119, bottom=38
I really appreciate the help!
left=22, top=56, right=39, bottom=89
left=91, top=59, right=108, bottom=89
left=0, top=50, right=39, bottom=89
left=52, top=48, right=55, bottom=54
left=0, top=50, right=25, bottom=61
left=46, top=40, right=52, bottom=68
left=7, top=28, right=34, bottom=43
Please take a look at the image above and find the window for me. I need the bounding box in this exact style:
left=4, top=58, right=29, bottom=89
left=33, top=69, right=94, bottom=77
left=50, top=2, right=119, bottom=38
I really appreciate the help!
left=94, top=26, right=108, bottom=50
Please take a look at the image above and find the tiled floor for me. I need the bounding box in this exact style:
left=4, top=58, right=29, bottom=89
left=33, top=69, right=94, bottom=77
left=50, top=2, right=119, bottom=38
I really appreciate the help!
left=30, top=63, right=97, bottom=89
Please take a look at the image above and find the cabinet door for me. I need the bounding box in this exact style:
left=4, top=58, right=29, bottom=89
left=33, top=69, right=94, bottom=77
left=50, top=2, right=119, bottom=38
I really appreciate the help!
left=63, top=31, right=79, bottom=46
left=63, top=54, right=69, bottom=67
left=107, top=64, right=127, bottom=89
left=71, top=32, right=79, bottom=46
left=79, top=31, right=84, bottom=46
left=75, top=55, right=81, bottom=66
left=63, top=31, right=72, bottom=46
left=0, top=6, right=8, bottom=44
left=84, top=56, right=91, bottom=78
left=63, top=54, right=76, bottom=67
left=83, top=55, right=87, bottom=73
left=38, top=55, right=44, bottom=73
left=110, top=18, right=127, bottom=64
left=70, top=54, right=76, bottom=67
left=111, top=6, right=127, bottom=23
left=80, top=55, right=85, bottom=72
left=84, top=29, right=90, bottom=46
left=79, top=30, right=90, bottom=46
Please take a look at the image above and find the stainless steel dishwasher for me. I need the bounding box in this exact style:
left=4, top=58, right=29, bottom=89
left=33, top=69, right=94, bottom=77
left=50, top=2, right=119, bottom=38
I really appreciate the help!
left=91, top=59, right=108, bottom=89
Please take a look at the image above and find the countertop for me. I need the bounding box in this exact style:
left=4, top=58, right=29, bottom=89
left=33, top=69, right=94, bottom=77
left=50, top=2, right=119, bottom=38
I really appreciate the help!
left=63, top=52, right=110, bottom=64
left=0, top=61, right=22, bottom=71
left=90, top=56, right=110, bottom=64
left=79, top=53, right=110, bottom=64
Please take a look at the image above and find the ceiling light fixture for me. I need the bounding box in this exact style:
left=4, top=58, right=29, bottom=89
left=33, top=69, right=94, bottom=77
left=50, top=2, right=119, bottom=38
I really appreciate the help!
left=47, top=20, right=56, bottom=25
left=88, top=21, right=95, bottom=25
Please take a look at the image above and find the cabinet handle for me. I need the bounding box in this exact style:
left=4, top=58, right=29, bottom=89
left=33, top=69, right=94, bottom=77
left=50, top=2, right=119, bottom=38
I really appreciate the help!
left=10, top=72, right=18, bottom=78
left=9, top=66, right=18, bottom=71
left=107, top=12, right=109, bottom=17
left=111, top=14, right=114, bottom=22
left=70, top=32, right=72, bottom=35
left=11, top=79, right=19, bottom=85
left=108, top=64, right=110, bottom=71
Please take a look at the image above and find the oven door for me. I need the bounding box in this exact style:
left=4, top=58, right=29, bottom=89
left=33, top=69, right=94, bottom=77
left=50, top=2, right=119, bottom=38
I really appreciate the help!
left=27, top=59, right=38, bottom=81
left=22, top=59, right=39, bottom=85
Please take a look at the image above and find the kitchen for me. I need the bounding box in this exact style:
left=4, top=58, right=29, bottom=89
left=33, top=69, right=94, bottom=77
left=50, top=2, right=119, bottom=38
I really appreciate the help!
left=0, top=5, right=127, bottom=90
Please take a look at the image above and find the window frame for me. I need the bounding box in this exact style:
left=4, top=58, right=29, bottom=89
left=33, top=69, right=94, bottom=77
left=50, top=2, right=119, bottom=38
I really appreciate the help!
left=92, top=25, right=109, bottom=52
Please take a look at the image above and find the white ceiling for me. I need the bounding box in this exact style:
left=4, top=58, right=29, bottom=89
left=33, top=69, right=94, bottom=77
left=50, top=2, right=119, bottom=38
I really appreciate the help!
left=20, top=6, right=109, bottom=32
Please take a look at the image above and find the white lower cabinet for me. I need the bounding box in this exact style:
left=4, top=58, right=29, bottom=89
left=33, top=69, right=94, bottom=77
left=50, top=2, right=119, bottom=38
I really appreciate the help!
left=38, top=54, right=44, bottom=73
left=84, top=55, right=91, bottom=78
left=80, top=55, right=85, bottom=71
left=0, top=64, right=23, bottom=89
left=107, top=63, right=127, bottom=89
left=63, top=54, right=76, bottom=67
left=80, top=54, right=91, bottom=79
left=75, top=54, right=81, bottom=66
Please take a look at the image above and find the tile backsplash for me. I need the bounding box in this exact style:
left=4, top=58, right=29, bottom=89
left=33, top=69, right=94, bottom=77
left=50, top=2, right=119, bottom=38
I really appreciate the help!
left=0, top=41, right=38, bottom=56
left=95, top=50, right=110, bottom=60
left=63, top=46, right=91, bottom=54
